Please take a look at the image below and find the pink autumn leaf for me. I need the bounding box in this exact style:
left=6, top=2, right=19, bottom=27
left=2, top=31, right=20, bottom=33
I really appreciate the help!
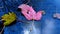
left=18, top=4, right=44, bottom=20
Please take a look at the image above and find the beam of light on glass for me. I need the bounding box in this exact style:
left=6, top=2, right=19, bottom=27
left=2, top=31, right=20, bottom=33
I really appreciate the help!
left=23, top=21, right=40, bottom=34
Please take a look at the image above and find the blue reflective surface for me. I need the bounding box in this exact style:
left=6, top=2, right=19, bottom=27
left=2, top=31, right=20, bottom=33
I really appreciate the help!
left=0, top=0, right=60, bottom=34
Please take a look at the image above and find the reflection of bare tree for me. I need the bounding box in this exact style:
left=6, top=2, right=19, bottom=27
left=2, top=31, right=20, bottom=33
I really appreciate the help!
left=0, top=7, right=3, bottom=8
